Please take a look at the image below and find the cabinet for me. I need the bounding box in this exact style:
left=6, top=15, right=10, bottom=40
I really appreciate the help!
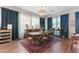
left=0, top=29, right=12, bottom=43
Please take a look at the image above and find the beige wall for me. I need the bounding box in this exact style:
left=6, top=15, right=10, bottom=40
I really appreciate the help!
left=69, top=12, right=75, bottom=38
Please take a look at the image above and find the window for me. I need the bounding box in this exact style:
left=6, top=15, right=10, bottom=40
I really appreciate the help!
left=52, top=17, right=57, bottom=29
left=57, top=16, right=61, bottom=29
left=52, top=16, right=61, bottom=36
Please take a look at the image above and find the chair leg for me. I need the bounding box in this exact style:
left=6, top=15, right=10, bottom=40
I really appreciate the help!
left=44, top=39, right=48, bottom=44
left=71, top=43, right=73, bottom=51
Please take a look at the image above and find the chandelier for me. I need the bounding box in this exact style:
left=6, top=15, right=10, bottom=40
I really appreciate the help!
left=38, top=6, right=46, bottom=16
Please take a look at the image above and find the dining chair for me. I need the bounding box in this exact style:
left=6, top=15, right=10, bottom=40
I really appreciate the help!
left=42, top=32, right=49, bottom=44
left=71, top=34, right=79, bottom=51
left=26, top=34, right=33, bottom=45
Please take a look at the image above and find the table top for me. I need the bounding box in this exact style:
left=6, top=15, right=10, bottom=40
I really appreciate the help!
left=26, top=29, right=40, bottom=32
left=28, top=32, right=42, bottom=36
left=72, top=34, right=79, bottom=37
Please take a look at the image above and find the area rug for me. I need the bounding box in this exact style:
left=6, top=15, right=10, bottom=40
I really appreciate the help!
left=20, top=36, right=61, bottom=53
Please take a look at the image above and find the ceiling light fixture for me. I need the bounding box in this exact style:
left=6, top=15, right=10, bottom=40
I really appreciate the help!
left=38, top=6, right=46, bottom=16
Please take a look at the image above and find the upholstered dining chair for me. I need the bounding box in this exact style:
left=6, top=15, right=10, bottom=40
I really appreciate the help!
left=26, top=37, right=32, bottom=44
left=71, top=34, right=79, bottom=51
left=42, top=32, right=49, bottom=44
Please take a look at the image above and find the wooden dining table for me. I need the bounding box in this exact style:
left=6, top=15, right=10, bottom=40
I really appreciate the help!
left=28, top=32, right=42, bottom=36
left=26, top=31, right=51, bottom=45
left=28, top=31, right=49, bottom=37
left=28, top=32, right=43, bottom=40
left=71, top=34, right=79, bottom=42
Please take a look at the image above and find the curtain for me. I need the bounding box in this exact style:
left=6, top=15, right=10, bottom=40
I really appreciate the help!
left=60, top=14, right=69, bottom=38
left=1, top=8, right=18, bottom=40
left=75, top=12, right=79, bottom=34
left=40, top=18, right=45, bottom=31
left=12, top=11, right=18, bottom=40
left=1, top=8, right=8, bottom=29
left=47, top=17, right=52, bottom=30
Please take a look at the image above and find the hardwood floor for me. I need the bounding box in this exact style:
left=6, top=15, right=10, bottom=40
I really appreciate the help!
left=43, top=38, right=71, bottom=53
left=0, top=41, right=28, bottom=53
left=0, top=38, right=78, bottom=53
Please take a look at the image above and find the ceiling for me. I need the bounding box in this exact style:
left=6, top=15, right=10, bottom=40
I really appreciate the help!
left=17, top=6, right=79, bottom=16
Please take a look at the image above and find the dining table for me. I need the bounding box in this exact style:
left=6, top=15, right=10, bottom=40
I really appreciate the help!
left=28, top=31, right=49, bottom=37
left=26, top=31, right=51, bottom=45
left=71, top=34, right=79, bottom=42
left=28, top=32, right=42, bottom=36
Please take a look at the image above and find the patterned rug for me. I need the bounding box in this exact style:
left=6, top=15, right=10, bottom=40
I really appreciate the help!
left=20, top=36, right=61, bottom=53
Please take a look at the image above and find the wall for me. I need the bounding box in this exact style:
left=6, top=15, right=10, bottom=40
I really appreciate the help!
left=69, top=12, right=75, bottom=38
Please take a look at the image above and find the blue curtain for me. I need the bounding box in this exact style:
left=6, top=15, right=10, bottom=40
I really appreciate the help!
left=75, top=12, right=79, bottom=34
left=1, top=8, right=18, bottom=40
left=60, top=14, right=69, bottom=38
left=40, top=18, right=45, bottom=31
left=47, top=17, right=52, bottom=30
left=11, top=11, right=18, bottom=40
left=1, top=8, right=8, bottom=29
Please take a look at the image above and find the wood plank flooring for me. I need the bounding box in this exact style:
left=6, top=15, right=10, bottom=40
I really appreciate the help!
left=0, top=38, right=78, bottom=53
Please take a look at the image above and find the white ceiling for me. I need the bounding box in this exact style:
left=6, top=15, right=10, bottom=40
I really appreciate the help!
left=17, top=6, right=79, bottom=16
